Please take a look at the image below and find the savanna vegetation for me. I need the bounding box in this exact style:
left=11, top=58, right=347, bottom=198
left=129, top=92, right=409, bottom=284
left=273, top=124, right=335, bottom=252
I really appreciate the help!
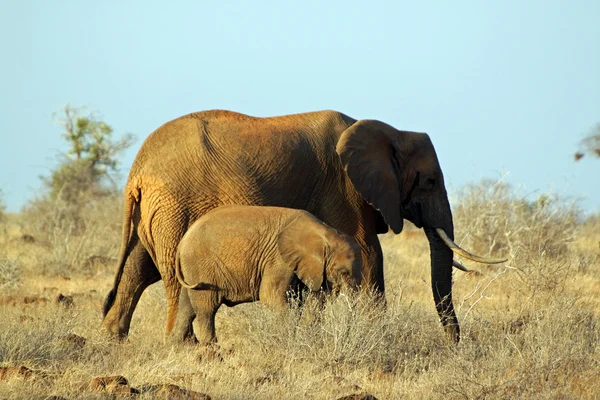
left=0, top=109, right=598, bottom=399
left=575, top=123, right=600, bottom=161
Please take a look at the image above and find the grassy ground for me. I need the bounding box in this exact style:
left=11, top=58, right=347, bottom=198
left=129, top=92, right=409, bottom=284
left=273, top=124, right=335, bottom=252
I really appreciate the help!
left=1, top=183, right=598, bottom=399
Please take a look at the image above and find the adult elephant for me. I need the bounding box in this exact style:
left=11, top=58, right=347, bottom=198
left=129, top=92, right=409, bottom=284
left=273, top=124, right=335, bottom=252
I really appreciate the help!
left=101, top=109, right=505, bottom=343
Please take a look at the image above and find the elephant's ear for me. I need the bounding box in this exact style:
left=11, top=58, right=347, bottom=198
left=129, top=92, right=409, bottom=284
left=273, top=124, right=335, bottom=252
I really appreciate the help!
left=336, top=120, right=404, bottom=234
left=277, top=215, right=326, bottom=292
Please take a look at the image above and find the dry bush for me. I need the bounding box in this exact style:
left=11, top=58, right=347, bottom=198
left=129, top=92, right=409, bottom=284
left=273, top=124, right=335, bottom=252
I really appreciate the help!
left=0, top=177, right=598, bottom=399
left=241, top=290, right=447, bottom=374
left=576, top=214, right=600, bottom=276
left=1, top=269, right=597, bottom=399
left=0, top=305, right=84, bottom=367
left=17, top=191, right=122, bottom=276
left=435, top=295, right=599, bottom=399
left=0, top=190, right=8, bottom=243
left=452, top=178, right=580, bottom=259
left=0, top=256, right=22, bottom=290
left=451, top=178, right=590, bottom=295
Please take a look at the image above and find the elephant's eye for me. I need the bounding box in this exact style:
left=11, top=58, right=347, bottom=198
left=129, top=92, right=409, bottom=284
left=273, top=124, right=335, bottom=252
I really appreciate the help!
left=425, top=178, right=436, bottom=187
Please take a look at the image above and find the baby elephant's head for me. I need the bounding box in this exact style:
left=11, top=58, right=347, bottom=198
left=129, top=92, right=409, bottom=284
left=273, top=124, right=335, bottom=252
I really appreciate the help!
left=325, top=233, right=363, bottom=292
left=278, top=213, right=363, bottom=293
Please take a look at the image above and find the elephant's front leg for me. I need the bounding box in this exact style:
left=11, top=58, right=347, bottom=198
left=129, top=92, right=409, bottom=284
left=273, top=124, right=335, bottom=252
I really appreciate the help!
left=359, top=236, right=385, bottom=294
left=102, top=235, right=160, bottom=338
left=260, top=270, right=295, bottom=314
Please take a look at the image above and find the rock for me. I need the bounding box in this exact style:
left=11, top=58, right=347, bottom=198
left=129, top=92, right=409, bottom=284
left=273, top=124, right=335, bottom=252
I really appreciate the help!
left=196, top=345, right=223, bottom=362
left=62, top=333, right=86, bottom=349
left=55, top=293, right=74, bottom=307
left=337, top=395, right=378, bottom=400
left=253, top=375, right=273, bottom=386
left=137, top=383, right=211, bottom=399
left=23, top=295, right=49, bottom=305
left=88, top=375, right=128, bottom=389
left=170, top=372, right=206, bottom=383
left=507, top=320, right=525, bottom=334
left=332, top=376, right=362, bottom=392
left=0, top=366, right=35, bottom=381
left=0, top=295, right=18, bottom=306
left=0, top=365, right=47, bottom=381
left=19, top=314, right=34, bottom=322
left=109, top=384, right=139, bottom=395
left=83, top=255, right=116, bottom=270
left=88, top=375, right=138, bottom=395
left=21, top=234, right=35, bottom=243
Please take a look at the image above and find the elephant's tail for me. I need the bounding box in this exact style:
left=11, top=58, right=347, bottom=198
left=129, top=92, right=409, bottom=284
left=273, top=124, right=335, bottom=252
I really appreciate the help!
left=102, top=186, right=138, bottom=317
left=175, top=246, right=206, bottom=290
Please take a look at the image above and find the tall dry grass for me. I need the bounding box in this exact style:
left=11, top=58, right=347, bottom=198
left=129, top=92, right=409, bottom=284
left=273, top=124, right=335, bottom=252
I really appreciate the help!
left=0, top=178, right=598, bottom=399
left=15, top=191, right=123, bottom=276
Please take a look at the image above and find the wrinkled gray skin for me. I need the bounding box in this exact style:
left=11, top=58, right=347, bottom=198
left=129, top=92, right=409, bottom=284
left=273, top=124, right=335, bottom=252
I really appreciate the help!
left=102, top=109, right=460, bottom=343
left=173, top=205, right=363, bottom=345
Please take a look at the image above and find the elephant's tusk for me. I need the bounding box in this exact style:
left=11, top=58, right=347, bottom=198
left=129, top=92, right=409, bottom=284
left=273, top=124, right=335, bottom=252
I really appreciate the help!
left=436, top=228, right=508, bottom=264
left=452, top=259, right=470, bottom=272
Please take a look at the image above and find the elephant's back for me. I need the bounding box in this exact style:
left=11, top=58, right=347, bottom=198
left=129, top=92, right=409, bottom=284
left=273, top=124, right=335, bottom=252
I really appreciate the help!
left=130, top=109, right=352, bottom=195
left=134, top=109, right=354, bottom=159
left=180, top=205, right=287, bottom=258
left=193, top=204, right=299, bottom=231
left=126, top=109, right=359, bottom=238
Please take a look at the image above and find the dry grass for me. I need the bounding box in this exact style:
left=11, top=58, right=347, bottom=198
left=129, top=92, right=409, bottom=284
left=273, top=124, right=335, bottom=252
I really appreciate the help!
left=14, top=192, right=122, bottom=276
left=0, top=180, right=598, bottom=399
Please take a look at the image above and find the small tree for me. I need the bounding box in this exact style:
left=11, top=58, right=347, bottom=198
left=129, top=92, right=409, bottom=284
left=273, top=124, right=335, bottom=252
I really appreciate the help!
left=575, top=123, right=600, bottom=161
left=43, top=105, right=135, bottom=204
left=22, top=105, right=135, bottom=237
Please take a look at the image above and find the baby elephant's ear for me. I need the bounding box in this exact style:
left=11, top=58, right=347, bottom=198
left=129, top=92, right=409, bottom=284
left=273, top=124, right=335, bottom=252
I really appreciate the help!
left=277, top=216, right=326, bottom=292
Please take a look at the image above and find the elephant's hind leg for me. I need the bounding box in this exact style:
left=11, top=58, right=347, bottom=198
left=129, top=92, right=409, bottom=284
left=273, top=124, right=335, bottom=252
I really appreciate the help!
left=187, top=289, right=221, bottom=345
left=169, top=287, right=197, bottom=345
left=157, top=255, right=184, bottom=341
left=148, top=207, right=193, bottom=341
left=102, top=234, right=160, bottom=338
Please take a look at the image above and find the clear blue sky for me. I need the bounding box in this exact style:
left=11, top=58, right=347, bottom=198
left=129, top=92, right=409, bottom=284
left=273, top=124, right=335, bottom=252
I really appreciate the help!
left=1, top=1, right=599, bottom=213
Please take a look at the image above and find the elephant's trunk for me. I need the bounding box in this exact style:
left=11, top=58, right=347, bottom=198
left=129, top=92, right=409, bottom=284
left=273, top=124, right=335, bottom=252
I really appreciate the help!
left=425, top=226, right=460, bottom=343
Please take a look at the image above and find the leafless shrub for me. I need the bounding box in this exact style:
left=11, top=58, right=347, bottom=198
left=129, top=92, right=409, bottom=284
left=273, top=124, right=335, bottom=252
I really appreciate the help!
left=0, top=177, right=598, bottom=399
left=240, top=289, right=448, bottom=378
left=0, top=189, right=7, bottom=242
left=18, top=191, right=122, bottom=276
left=575, top=122, right=600, bottom=160
left=453, top=177, right=580, bottom=260
left=0, top=306, right=83, bottom=366
left=441, top=295, right=599, bottom=399
left=0, top=256, right=22, bottom=290
left=450, top=178, right=595, bottom=329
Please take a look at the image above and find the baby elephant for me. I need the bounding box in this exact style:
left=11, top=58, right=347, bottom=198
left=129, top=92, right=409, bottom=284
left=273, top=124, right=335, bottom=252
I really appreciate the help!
left=173, top=205, right=363, bottom=345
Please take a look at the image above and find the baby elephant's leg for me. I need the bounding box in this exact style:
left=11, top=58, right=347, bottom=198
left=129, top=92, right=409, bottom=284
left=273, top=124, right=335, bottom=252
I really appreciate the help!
left=169, top=288, right=197, bottom=344
left=260, top=270, right=295, bottom=313
left=187, top=289, right=221, bottom=345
